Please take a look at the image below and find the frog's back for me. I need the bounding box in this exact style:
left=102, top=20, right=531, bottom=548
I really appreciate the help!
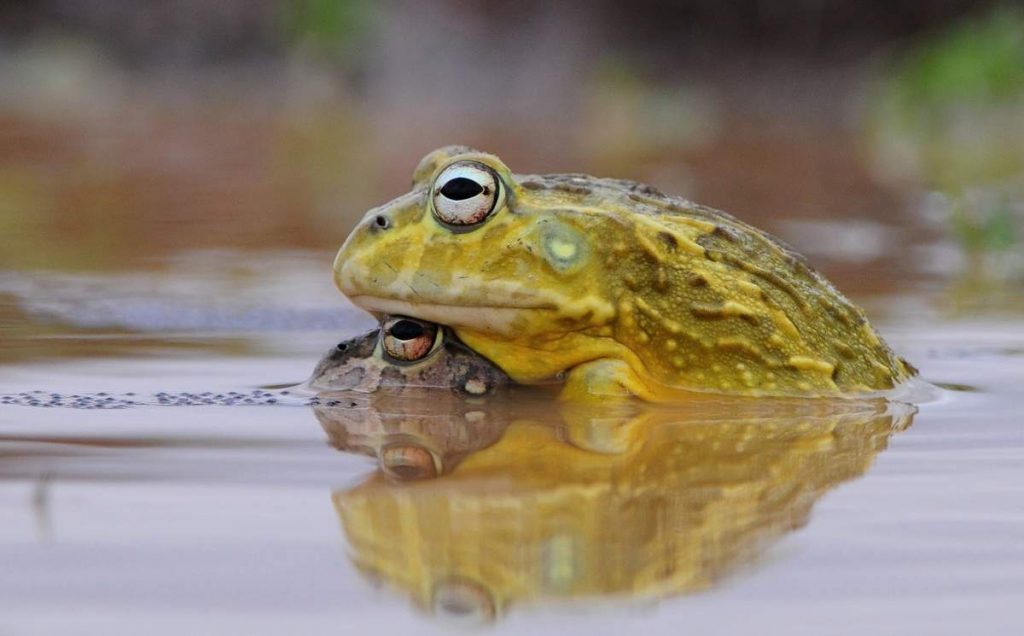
left=518, top=173, right=914, bottom=395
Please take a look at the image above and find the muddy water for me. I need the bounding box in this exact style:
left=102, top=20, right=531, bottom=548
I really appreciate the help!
left=1, top=249, right=1021, bottom=635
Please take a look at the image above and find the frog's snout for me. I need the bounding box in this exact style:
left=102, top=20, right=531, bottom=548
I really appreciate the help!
left=331, top=245, right=353, bottom=295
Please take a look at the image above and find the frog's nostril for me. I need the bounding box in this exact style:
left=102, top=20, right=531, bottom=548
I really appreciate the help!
left=373, top=214, right=390, bottom=229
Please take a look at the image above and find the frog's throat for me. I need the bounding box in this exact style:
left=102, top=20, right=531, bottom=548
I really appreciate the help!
left=348, top=295, right=542, bottom=335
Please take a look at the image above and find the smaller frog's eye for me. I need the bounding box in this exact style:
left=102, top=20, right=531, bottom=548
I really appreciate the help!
left=380, top=316, right=441, bottom=363
left=431, top=161, right=503, bottom=228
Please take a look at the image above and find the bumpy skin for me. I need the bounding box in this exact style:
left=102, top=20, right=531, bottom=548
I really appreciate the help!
left=334, top=146, right=915, bottom=400
left=306, top=319, right=510, bottom=396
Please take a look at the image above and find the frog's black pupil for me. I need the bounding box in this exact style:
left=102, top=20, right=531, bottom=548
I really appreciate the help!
left=389, top=320, right=425, bottom=341
left=440, top=177, right=484, bottom=201
left=336, top=342, right=348, bottom=351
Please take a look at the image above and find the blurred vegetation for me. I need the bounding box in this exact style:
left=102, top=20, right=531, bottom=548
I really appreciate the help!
left=950, top=195, right=1017, bottom=255
left=873, top=5, right=1024, bottom=186
left=870, top=4, right=1024, bottom=289
left=893, top=6, right=1024, bottom=104
left=279, top=0, right=377, bottom=63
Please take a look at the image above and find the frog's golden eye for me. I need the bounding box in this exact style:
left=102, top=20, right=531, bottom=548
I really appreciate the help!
left=380, top=316, right=441, bottom=363
left=431, top=161, right=504, bottom=228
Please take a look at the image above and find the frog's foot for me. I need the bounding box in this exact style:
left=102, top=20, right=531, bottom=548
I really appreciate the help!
left=559, top=359, right=655, bottom=402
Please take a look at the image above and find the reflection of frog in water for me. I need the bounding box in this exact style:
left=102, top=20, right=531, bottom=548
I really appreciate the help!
left=321, top=395, right=915, bottom=621
left=313, top=391, right=513, bottom=482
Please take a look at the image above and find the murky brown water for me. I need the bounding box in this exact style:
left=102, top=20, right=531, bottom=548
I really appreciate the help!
left=2, top=98, right=1023, bottom=634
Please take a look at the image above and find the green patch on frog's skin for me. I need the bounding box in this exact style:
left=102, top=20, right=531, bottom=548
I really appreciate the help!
left=334, top=147, right=915, bottom=401
left=306, top=315, right=510, bottom=397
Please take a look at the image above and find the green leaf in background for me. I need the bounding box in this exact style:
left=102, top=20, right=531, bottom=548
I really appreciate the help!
left=280, top=0, right=378, bottom=61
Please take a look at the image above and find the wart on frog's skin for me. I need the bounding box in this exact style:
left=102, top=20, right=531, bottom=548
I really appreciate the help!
left=333, top=146, right=917, bottom=401
left=305, top=315, right=510, bottom=397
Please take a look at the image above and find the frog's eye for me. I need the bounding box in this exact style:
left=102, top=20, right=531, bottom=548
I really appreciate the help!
left=380, top=316, right=441, bottom=363
left=431, top=161, right=503, bottom=228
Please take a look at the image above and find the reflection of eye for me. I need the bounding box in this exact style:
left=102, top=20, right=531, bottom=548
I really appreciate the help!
left=380, top=316, right=440, bottom=363
left=379, top=443, right=440, bottom=481
left=432, top=579, right=496, bottom=623
left=432, top=161, right=503, bottom=228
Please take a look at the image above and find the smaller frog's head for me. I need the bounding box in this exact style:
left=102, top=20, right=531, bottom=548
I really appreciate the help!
left=307, top=314, right=508, bottom=395
left=333, top=146, right=610, bottom=339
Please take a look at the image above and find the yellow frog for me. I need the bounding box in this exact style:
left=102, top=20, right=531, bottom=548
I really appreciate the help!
left=334, top=146, right=915, bottom=400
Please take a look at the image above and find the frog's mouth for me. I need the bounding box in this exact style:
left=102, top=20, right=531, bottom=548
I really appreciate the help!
left=347, top=295, right=542, bottom=335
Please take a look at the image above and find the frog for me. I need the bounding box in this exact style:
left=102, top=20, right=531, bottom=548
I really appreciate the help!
left=333, top=146, right=916, bottom=401
left=306, top=314, right=510, bottom=397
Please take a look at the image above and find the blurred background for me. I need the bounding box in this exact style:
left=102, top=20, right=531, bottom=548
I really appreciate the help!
left=3, top=6, right=1024, bottom=630
left=1, top=0, right=1023, bottom=343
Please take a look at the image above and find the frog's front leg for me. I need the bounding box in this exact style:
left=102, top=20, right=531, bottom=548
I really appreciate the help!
left=559, top=358, right=656, bottom=401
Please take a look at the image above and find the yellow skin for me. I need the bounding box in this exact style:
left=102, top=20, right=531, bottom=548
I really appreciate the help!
left=332, top=399, right=916, bottom=619
left=334, top=146, right=915, bottom=401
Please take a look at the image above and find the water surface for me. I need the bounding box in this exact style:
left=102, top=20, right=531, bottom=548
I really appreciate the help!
left=1, top=249, right=1022, bottom=635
